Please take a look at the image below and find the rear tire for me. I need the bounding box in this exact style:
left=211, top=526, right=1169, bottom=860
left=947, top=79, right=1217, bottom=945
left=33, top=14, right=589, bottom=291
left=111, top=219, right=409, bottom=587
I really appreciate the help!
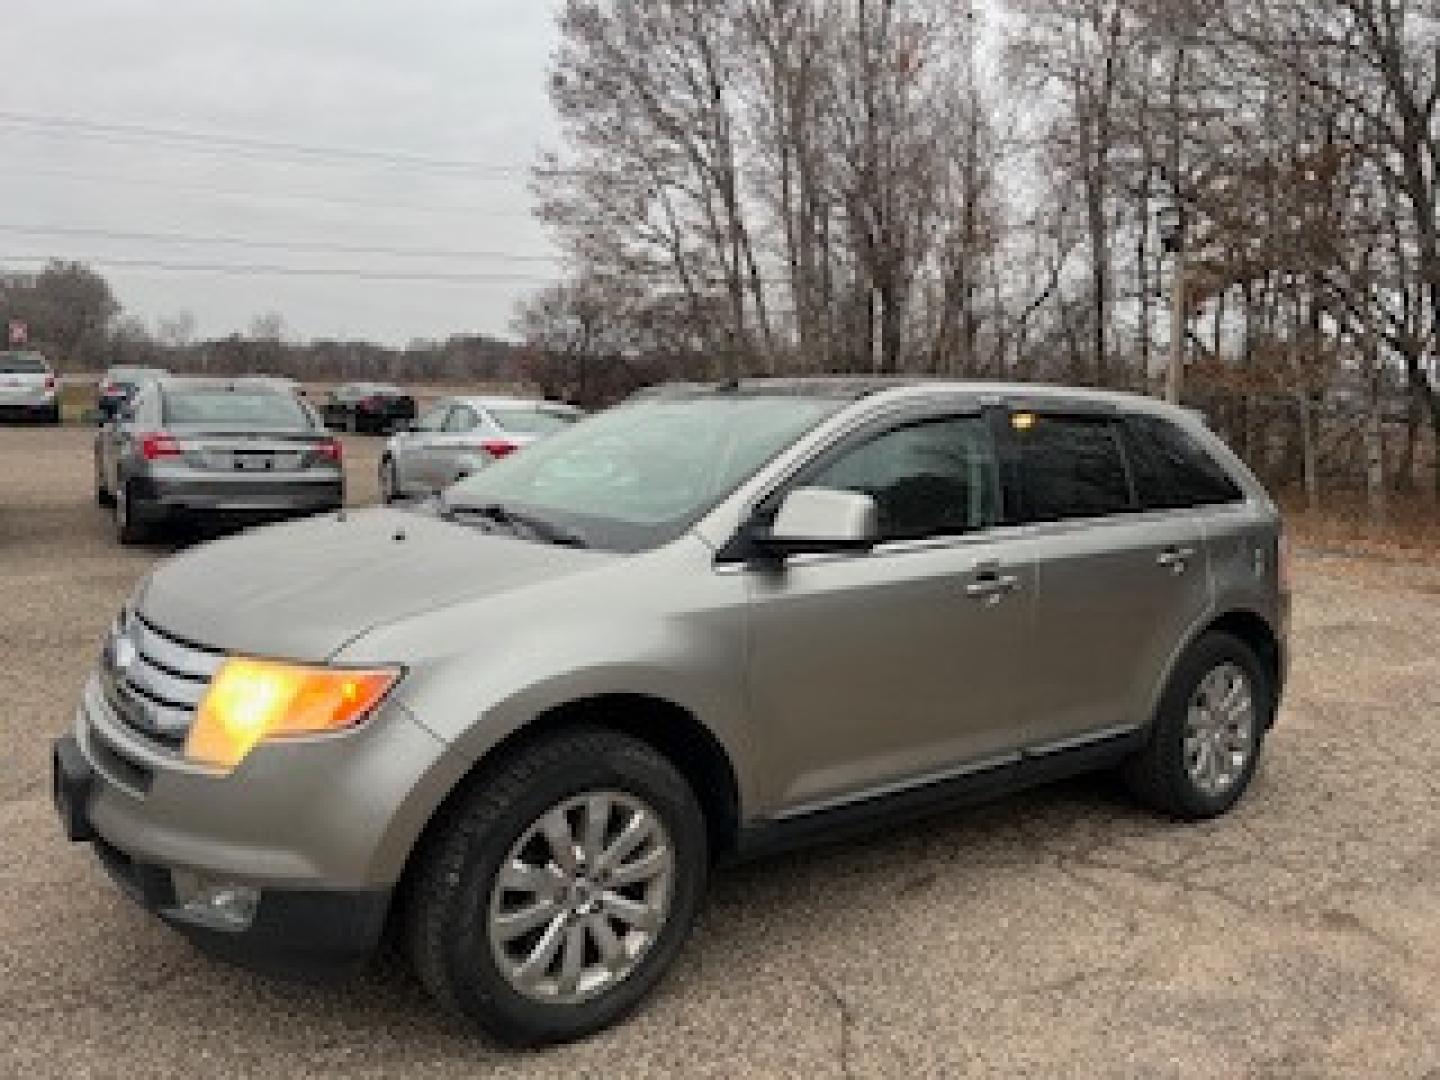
left=95, top=459, right=114, bottom=507
left=1122, top=632, right=1270, bottom=821
left=402, top=727, right=707, bottom=1046
left=114, top=480, right=152, bottom=546
left=379, top=456, right=398, bottom=504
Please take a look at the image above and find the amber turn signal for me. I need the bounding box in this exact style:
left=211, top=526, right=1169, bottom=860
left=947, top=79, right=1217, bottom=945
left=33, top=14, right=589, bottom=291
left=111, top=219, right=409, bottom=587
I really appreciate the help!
left=185, top=658, right=399, bottom=771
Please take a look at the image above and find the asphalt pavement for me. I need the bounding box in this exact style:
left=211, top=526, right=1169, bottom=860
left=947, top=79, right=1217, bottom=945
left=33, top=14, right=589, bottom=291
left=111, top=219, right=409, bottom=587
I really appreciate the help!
left=2, top=422, right=1439, bottom=1078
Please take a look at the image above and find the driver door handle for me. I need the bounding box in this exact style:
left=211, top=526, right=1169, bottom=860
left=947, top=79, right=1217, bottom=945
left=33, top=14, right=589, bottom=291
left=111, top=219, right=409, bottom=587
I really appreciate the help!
left=965, top=565, right=1020, bottom=603
left=1156, top=546, right=1197, bottom=572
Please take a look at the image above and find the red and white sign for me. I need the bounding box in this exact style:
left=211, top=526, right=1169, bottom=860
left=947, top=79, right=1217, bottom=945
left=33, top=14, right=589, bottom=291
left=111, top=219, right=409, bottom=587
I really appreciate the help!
left=7, top=320, right=27, bottom=346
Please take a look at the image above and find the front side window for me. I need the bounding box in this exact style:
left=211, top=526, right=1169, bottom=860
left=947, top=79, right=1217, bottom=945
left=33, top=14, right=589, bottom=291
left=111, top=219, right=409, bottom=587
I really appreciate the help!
left=1124, top=415, right=1244, bottom=510
left=806, top=416, right=1001, bottom=542
left=1013, top=414, right=1133, bottom=523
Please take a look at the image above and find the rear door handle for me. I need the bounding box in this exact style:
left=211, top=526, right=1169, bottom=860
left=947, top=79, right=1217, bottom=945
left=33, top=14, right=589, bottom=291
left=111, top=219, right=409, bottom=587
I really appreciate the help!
left=1157, top=546, right=1197, bottom=572
left=965, top=566, right=1020, bottom=603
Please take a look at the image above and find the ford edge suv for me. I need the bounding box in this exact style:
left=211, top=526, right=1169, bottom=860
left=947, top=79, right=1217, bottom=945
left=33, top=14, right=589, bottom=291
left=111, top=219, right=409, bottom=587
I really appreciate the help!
left=54, top=379, right=1288, bottom=1045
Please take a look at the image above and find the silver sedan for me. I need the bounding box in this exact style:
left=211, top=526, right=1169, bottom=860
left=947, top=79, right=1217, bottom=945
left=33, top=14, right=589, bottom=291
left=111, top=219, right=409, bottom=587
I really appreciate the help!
left=378, top=395, right=580, bottom=502
left=95, top=376, right=345, bottom=544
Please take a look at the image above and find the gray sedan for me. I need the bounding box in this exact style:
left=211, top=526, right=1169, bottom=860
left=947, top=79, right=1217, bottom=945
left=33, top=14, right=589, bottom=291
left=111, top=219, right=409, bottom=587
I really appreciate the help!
left=378, top=395, right=580, bottom=502
left=95, top=376, right=345, bottom=544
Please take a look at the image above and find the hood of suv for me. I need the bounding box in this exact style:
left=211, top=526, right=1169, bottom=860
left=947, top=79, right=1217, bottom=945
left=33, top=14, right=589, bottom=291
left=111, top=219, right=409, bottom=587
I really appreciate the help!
left=135, top=507, right=616, bottom=662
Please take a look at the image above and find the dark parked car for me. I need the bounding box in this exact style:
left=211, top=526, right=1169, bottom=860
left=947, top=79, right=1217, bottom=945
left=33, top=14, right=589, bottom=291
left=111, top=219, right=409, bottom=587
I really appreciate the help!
left=322, top=382, right=416, bottom=434
left=97, top=365, right=169, bottom=422
left=95, top=376, right=344, bottom=543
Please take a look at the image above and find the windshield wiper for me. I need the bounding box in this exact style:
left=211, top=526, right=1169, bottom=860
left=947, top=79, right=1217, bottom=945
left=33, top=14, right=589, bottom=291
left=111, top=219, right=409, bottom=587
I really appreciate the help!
left=444, top=501, right=590, bottom=549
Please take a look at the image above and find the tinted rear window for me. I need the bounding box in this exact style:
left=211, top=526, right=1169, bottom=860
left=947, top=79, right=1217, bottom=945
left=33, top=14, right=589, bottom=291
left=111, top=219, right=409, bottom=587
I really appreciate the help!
left=1124, top=415, right=1243, bottom=509
left=1012, top=414, right=1133, bottom=522
left=162, top=389, right=312, bottom=429
left=0, top=352, right=47, bottom=374
left=488, top=407, right=579, bottom=436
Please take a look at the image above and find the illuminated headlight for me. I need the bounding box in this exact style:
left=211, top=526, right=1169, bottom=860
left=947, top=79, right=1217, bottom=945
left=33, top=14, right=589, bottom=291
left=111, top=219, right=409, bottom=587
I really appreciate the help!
left=170, top=870, right=261, bottom=931
left=186, top=658, right=401, bottom=772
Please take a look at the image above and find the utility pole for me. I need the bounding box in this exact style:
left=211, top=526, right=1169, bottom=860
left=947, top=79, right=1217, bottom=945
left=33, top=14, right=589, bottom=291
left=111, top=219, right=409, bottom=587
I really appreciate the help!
left=1166, top=251, right=1185, bottom=405
left=1161, top=202, right=1186, bottom=405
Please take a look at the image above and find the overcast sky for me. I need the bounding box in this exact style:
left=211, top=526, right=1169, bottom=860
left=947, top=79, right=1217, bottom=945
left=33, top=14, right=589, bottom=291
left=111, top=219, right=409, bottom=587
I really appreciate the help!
left=0, top=0, right=564, bottom=345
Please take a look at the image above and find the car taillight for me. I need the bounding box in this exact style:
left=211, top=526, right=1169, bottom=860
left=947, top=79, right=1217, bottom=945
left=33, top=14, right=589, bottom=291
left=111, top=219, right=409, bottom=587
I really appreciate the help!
left=359, top=396, right=380, bottom=410
left=1278, top=530, right=1292, bottom=592
left=481, top=440, right=519, bottom=459
left=316, top=438, right=343, bottom=463
left=44, top=375, right=55, bottom=390
left=139, top=432, right=182, bottom=460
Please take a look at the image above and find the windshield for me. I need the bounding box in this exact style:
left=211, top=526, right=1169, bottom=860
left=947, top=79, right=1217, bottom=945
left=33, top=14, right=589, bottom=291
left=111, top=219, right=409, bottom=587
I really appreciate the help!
left=162, top=388, right=313, bottom=429
left=488, top=406, right=579, bottom=436
left=0, top=352, right=47, bottom=375
left=444, top=393, right=842, bottom=552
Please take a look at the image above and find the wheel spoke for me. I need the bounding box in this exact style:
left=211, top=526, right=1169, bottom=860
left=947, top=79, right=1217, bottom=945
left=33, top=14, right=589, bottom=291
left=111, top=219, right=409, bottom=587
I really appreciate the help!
left=602, top=890, right=660, bottom=932
left=582, top=794, right=611, bottom=866
left=540, top=807, right=578, bottom=875
left=589, top=914, right=624, bottom=969
left=513, top=914, right=569, bottom=986
left=498, top=859, right=563, bottom=901
left=493, top=897, right=564, bottom=942
left=556, top=920, right=587, bottom=996
left=598, top=808, right=653, bottom=872
left=607, top=843, right=672, bottom=889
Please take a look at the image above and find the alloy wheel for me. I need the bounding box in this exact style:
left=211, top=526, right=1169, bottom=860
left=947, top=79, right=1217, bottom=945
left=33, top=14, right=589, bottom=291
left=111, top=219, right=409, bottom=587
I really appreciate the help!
left=1183, top=662, right=1256, bottom=797
left=487, top=790, right=674, bottom=1006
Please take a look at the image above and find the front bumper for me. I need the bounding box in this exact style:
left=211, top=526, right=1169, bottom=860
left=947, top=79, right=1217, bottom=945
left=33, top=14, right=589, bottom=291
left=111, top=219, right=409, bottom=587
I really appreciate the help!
left=54, top=673, right=459, bottom=975
left=54, top=734, right=390, bottom=975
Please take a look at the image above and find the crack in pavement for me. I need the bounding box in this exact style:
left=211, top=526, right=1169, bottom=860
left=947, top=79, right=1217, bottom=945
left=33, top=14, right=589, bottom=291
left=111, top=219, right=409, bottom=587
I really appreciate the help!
left=804, top=959, right=855, bottom=1080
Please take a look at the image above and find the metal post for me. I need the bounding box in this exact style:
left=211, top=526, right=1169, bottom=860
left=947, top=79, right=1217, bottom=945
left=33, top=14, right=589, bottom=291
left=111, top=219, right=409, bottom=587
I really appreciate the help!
left=1166, top=254, right=1185, bottom=405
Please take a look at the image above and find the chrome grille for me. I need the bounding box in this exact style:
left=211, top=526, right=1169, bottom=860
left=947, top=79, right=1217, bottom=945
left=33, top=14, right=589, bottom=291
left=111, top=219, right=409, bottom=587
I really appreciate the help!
left=102, top=609, right=224, bottom=746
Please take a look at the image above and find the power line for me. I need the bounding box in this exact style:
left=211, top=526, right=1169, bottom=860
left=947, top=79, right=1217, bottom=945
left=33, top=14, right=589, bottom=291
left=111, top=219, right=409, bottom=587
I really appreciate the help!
left=0, top=224, right=563, bottom=262
left=0, top=163, right=526, bottom=217
left=0, top=109, right=529, bottom=174
left=0, top=253, right=557, bottom=285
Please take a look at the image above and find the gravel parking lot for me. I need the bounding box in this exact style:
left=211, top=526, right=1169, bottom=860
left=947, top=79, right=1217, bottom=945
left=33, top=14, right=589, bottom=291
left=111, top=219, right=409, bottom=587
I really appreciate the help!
left=3, top=422, right=1439, bottom=1078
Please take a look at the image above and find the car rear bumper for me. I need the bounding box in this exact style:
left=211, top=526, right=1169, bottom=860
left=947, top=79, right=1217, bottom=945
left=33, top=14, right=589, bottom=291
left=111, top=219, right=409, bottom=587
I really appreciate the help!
left=55, top=735, right=390, bottom=976
left=0, top=393, right=57, bottom=417
left=130, top=474, right=344, bottom=516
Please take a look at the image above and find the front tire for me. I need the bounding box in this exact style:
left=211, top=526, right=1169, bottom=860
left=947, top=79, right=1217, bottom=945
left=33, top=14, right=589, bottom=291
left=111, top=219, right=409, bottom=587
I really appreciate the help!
left=403, top=728, right=707, bottom=1046
left=1123, top=632, right=1270, bottom=821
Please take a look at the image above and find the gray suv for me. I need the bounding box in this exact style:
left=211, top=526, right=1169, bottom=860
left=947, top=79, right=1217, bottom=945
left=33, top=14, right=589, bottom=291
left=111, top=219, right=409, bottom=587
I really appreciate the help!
left=54, top=379, right=1288, bottom=1045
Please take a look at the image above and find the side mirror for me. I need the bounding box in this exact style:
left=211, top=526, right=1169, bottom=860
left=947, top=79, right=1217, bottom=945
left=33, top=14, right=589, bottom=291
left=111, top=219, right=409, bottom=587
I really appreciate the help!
left=759, top=488, right=878, bottom=558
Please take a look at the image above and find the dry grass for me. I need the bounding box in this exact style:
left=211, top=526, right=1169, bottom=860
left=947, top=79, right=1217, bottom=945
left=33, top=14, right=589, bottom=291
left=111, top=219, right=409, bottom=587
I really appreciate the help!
left=1280, top=489, right=1440, bottom=563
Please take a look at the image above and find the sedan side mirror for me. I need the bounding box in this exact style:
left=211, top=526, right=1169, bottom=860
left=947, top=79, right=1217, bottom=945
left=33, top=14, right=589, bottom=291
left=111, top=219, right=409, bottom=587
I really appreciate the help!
left=759, top=488, right=878, bottom=558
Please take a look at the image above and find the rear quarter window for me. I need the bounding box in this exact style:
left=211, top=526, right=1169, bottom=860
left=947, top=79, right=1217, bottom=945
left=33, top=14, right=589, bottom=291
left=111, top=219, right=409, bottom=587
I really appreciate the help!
left=1123, top=415, right=1244, bottom=510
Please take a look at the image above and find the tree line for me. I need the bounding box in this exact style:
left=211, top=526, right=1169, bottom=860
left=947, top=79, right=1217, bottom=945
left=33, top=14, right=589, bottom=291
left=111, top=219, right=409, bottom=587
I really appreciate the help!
left=520, top=0, right=1440, bottom=509
left=0, top=261, right=526, bottom=387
